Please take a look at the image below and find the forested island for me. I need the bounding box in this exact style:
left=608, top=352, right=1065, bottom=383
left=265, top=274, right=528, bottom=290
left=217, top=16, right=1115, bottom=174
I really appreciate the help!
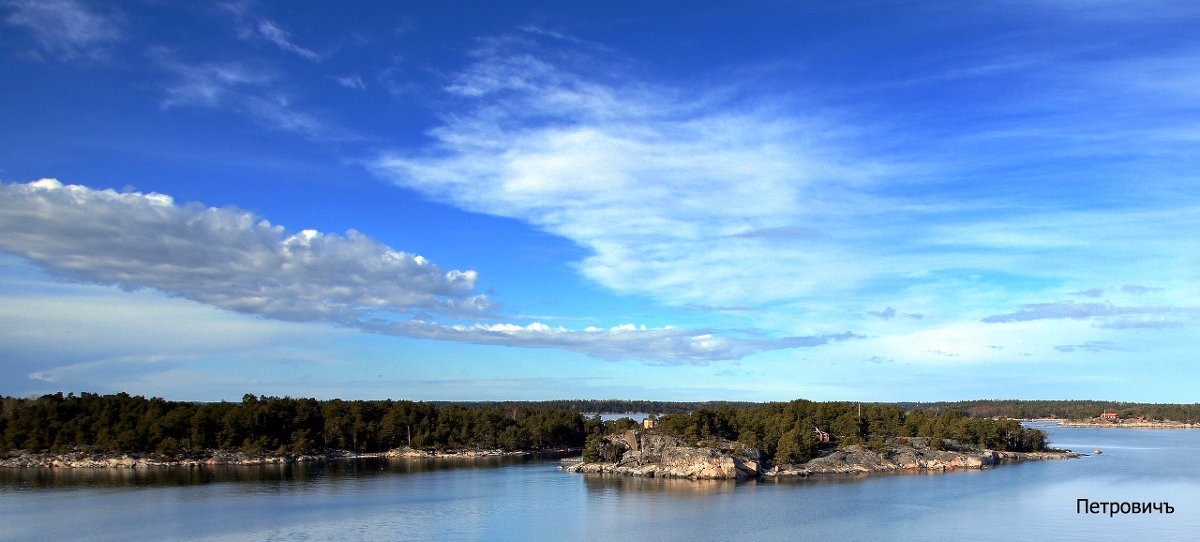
left=0, top=393, right=589, bottom=465
left=5, top=394, right=1193, bottom=472
left=1, top=393, right=1059, bottom=473
left=566, top=400, right=1072, bottom=480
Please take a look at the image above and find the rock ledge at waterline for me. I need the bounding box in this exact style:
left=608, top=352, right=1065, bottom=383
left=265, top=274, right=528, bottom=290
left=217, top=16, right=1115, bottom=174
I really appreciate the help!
left=561, top=430, right=1079, bottom=480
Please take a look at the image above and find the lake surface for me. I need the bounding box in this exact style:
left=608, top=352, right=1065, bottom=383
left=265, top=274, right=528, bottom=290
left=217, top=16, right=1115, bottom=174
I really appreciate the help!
left=2, top=425, right=1197, bottom=541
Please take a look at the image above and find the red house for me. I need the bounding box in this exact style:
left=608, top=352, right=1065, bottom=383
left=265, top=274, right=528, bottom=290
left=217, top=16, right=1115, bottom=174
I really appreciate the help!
left=1100, top=411, right=1119, bottom=420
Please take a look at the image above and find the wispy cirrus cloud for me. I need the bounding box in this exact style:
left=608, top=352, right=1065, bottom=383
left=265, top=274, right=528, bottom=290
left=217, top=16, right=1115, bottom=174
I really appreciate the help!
left=245, top=18, right=320, bottom=61
left=982, top=300, right=1199, bottom=327
left=1054, top=341, right=1129, bottom=353
left=362, top=320, right=859, bottom=364
left=371, top=27, right=1200, bottom=344
left=373, top=30, right=899, bottom=312
left=220, top=2, right=320, bottom=61
left=150, top=49, right=347, bottom=140
left=334, top=75, right=366, bottom=90
left=1122, top=284, right=1164, bottom=295
left=0, top=179, right=849, bottom=363
left=153, top=53, right=276, bottom=108
left=3, top=0, right=122, bottom=61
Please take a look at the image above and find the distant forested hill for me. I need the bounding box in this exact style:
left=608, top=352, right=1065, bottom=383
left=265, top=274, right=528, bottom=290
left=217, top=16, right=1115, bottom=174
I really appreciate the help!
left=894, top=400, right=1200, bottom=422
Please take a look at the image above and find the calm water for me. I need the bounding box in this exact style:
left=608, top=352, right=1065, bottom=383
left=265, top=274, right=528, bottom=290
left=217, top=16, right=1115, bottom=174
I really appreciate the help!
left=2, top=426, right=1197, bottom=541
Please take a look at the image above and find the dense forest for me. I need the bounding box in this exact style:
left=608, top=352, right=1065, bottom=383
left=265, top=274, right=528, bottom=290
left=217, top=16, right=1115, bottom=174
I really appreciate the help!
left=635, top=400, right=1047, bottom=465
left=9, top=394, right=1192, bottom=463
left=0, top=393, right=590, bottom=457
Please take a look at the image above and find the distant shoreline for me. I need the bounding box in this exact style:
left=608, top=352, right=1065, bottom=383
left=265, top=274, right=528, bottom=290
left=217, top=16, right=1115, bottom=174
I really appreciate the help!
left=1057, top=419, right=1199, bottom=429
left=1020, top=418, right=1199, bottom=428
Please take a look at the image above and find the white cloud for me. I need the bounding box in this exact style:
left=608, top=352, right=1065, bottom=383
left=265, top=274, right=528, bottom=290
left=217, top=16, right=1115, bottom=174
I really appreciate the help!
left=362, top=319, right=858, bottom=364
left=868, top=307, right=897, bottom=320
left=221, top=2, right=320, bottom=61
left=3, top=0, right=122, bottom=61
left=1054, top=341, right=1129, bottom=353
left=250, top=18, right=321, bottom=61
left=335, top=75, right=366, bottom=90
left=154, top=54, right=276, bottom=108
left=0, top=179, right=480, bottom=323
left=374, top=33, right=893, bottom=310
left=0, top=179, right=846, bottom=363
left=150, top=50, right=349, bottom=140
left=369, top=29, right=1200, bottom=342
left=981, top=300, right=1200, bottom=325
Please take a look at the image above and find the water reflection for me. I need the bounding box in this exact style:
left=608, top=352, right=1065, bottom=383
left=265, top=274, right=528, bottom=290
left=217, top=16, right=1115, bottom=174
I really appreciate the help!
left=0, top=453, right=563, bottom=490
left=581, top=473, right=740, bottom=496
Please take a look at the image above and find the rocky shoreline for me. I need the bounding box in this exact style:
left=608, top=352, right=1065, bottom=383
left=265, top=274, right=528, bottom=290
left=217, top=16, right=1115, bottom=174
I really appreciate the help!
left=562, top=430, right=1079, bottom=480
left=766, top=443, right=1077, bottom=477
left=0, top=447, right=570, bottom=469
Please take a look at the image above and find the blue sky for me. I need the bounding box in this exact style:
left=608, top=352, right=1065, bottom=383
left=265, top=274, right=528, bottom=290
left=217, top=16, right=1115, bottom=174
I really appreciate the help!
left=2, top=1, right=1198, bottom=402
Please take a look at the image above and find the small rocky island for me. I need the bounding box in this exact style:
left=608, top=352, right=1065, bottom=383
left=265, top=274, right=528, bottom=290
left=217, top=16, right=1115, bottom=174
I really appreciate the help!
left=563, top=430, right=1078, bottom=480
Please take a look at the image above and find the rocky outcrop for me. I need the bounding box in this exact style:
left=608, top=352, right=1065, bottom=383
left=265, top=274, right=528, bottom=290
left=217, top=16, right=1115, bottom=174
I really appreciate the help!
left=767, top=443, right=1078, bottom=476
left=384, top=448, right=541, bottom=459
left=564, top=431, right=763, bottom=480
left=563, top=432, right=1079, bottom=480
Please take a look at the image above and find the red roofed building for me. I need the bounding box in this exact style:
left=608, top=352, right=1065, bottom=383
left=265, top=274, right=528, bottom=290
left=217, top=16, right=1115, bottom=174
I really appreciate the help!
left=1100, top=411, right=1119, bottom=420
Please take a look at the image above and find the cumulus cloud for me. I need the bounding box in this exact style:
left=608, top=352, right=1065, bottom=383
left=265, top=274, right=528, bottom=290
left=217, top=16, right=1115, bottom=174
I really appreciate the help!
left=3, top=0, right=122, bottom=61
left=0, top=179, right=851, bottom=363
left=0, top=179, right=481, bottom=322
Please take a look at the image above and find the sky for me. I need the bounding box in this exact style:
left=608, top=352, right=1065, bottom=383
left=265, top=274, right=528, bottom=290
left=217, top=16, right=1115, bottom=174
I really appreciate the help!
left=1, top=1, right=1198, bottom=403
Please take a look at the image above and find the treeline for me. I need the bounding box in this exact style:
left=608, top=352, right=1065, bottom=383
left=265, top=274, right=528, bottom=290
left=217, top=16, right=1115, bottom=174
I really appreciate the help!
left=436, top=399, right=757, bottom=415
left=447, top=399, right=1200, bottom=423
left=0, top=393, right=588, bottom=457
left=643, top=400, right=1046, bottom=465
left=904, top=400, right=1200, bottom=422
